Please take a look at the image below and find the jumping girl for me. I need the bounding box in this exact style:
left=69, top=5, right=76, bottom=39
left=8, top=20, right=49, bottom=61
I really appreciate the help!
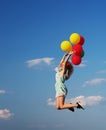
left=55, top=52, right=84, bottom=112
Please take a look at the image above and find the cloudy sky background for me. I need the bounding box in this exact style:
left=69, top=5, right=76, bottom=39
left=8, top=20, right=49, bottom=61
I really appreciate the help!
left=0, top=0, right=106, bottom=130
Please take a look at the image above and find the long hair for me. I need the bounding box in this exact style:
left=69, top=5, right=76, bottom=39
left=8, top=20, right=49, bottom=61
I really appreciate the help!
left=65, top=61, right=74, bottom=80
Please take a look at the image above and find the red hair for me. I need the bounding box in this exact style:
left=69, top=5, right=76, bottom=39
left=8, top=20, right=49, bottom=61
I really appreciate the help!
left=65, top=61, right=74, bottom=80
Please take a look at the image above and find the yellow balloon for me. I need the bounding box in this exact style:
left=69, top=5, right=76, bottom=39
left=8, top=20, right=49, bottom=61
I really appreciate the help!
left=60, top=41, right=72, bottom=52
left=70, top=33, right=80, bottom=44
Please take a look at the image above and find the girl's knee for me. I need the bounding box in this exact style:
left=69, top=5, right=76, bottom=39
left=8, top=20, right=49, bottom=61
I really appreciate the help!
left=56, top=105, right=61, bottom=110
left=56, top=105, right=63, bottom=110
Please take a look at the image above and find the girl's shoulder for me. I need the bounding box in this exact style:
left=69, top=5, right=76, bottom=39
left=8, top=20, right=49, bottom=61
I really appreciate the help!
left=54, top=67, right=59, bottom=72
left=55, top=67, right=63, bottom=72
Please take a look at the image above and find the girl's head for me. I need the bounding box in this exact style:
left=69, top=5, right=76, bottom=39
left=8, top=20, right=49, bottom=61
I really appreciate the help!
left=66, top=61, right=73, bottom=70
left=65, top=61, right=74, bottom=80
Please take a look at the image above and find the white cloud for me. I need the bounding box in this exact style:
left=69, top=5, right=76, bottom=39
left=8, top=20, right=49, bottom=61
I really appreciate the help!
left=78, top=60, right=87, bottom=67
left=70, top=95, right=104, bottom=106
left=29, top=123, right=64, bottom=129
left=26, top=57, right=54, bottom=67
left=78, top=63, right=86, bottom=67
left=47, top=98, right=55, bottom=106
left=29, top=124, right=47, bottom=129
left=0, top=109, right=14, bottom=120
left=0, top=90, right=6, bottom=94
left=55, top=123, right=64, bottom=128
left=47, top=95, right=104, bottom=107
left=104, top=61, right=106, bottom=64
left=83, top=78, right=106, bottom=87
left=97, top=70, right=106, bottom=74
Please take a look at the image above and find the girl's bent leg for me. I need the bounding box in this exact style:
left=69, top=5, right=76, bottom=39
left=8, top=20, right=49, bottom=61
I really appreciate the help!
left=56, top=96, right=77, bottom=110
left=56, top=95, right=65, bottom=110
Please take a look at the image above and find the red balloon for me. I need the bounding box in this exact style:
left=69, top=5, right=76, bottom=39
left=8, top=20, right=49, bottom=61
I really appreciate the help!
left=71, top=54, right=82, bottom=65
left=72, top=44, right=83, bottom=55
left=78, top=36, right=85, bottom=45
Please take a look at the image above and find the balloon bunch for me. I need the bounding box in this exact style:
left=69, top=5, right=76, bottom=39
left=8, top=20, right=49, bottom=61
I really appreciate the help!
left=60, top=33, right=85, bottom=65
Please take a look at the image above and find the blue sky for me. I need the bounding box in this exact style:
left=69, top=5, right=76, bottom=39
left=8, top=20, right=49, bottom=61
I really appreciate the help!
left=0, top=0, right=106, bottom=130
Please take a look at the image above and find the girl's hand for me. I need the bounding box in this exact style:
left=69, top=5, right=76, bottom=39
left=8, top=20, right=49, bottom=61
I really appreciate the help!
left=68, top=51, right=76, bottom=55
left=68, top=51, right=74, bottom=55
left=65, top=53, right=68, bottom=56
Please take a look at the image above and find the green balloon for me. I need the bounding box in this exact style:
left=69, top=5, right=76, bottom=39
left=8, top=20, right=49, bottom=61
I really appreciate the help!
left=80, top=50, right=85, bottom=58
